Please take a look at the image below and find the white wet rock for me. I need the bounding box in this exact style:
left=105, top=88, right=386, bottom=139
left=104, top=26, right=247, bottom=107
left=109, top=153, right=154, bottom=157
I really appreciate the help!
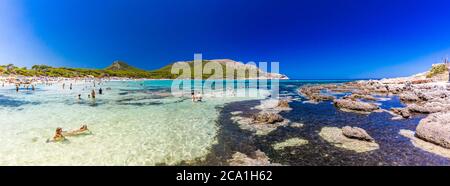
left=319, top=127, right=379, bottom=153
left=290, top=122, right=304, bottom=128
left=230, top=111, right=243, bottom=116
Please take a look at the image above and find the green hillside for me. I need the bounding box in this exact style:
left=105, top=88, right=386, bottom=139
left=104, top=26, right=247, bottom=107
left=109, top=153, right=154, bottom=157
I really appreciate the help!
left=0, top=60, right=267, bottom=79
left=148, top=60, right=262, bottom=79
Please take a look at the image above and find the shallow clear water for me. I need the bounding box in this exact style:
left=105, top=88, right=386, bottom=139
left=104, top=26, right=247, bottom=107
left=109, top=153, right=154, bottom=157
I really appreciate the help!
left=0, top=80, right=269, bottom=165
left=4, top=79, right=439, bottom=166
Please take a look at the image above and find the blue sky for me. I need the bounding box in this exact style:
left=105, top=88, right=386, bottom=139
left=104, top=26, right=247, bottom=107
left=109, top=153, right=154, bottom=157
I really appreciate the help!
left=1, top=0, right=450, bottom=79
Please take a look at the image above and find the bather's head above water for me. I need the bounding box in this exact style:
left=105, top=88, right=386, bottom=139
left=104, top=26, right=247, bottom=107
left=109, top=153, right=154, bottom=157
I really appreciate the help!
left=56, top=127, right=63, bottom=134
left=80, top=125, right=88, bottom=131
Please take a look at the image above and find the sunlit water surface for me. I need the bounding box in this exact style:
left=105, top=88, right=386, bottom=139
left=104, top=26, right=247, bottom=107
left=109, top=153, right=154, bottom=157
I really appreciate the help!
left=0, top=80, right=269, bottom=165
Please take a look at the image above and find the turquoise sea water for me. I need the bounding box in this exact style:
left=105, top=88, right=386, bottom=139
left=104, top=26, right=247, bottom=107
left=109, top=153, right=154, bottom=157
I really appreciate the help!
left=0, top=80, right=277, bottom=165
left=5, top=79, right=441, bottom=166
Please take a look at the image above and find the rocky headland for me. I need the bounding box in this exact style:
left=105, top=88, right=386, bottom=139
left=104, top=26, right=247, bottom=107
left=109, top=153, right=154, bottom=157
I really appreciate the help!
left=299, top=62, right=450, bottom=157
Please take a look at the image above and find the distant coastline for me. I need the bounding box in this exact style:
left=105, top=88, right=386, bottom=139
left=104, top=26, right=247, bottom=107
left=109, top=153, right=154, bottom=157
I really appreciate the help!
left=0, top=59, right=289, bottom=81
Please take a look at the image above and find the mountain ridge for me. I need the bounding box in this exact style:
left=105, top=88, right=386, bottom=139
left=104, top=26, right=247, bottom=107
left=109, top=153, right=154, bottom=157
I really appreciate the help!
left=0, top=59, right=289, bottom=79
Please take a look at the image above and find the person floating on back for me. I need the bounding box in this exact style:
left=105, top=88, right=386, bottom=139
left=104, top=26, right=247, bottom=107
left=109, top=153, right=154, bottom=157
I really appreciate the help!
left=62, top=125, right=91, bottom=136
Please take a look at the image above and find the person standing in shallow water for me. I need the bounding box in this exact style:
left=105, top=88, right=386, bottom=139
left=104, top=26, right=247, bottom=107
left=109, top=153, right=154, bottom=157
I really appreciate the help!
left=91, top=89, right=96, bottom=99
left=70, top=83, right=72, bottom=90
left=62, top=83, right=65, bottom=89
left=99, top=88, right=103, bottom=95
left=16, top=84, right=19, bottom=92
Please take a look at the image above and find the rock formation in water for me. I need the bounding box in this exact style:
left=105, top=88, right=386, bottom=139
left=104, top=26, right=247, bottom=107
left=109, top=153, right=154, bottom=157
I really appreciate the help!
left=342, top=126, right=375, bottom=142
left=415, top=112, right=450, bottom=149
left=333, top=99, right=380, bottom=114
left=251, top=112, right=284, bottom=124
left=298, top=61, right=450, bottom=158
left=227, top=150, right=282, bottom=166
left=319, top=127, right=379, bottom=153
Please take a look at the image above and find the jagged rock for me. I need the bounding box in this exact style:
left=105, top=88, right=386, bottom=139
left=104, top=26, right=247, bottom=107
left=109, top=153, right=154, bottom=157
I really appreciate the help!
left=342, top=126, right=374, bottom=142
left=400, top=92, right=421, bottom=102
left=277, top=99, right=290, bottom=108
left=344, top=94, right=377, bottom=101
left=415, top=112, right=450, bottom=149
left=390, top=107, right=411, bottom=119
left=309, top=94, right=335, bottom=102
left=407, top=102, right=450, bottom=114
left=227, top=150, right=281, bottom=166
left=299, top=86, right=335, bottom=103
left=333, top=99, right=380, bottom=114
left=251, top=112, right=284, bottom=124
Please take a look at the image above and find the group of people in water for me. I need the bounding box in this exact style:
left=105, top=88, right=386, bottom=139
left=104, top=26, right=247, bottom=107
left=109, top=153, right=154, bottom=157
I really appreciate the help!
left=191, top=90, right=203, bottom=102
left=14, top=83, right=35, bottom=92
left=48, top=125, right=91, bottom=143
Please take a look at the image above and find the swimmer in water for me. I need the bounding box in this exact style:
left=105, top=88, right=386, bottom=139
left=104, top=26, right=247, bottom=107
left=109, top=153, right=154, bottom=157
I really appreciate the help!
left=191, top=90, right=195, bottom=102
left=91, top=89, right=96, bottom=99
left=62, top=125, right=90, bottom=136
left=46, top=128, right=66, bottom=143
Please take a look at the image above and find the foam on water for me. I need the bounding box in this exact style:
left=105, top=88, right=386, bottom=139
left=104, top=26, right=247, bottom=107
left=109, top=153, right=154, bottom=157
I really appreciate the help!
left=0, top=80, right=268, bottom=165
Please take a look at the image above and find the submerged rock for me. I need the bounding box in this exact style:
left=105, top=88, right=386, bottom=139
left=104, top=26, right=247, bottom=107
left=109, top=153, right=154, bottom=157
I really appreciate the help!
left=272, top=138, right=309, bottom=150
left=319, top=127, right=379, bottom=153
left=415, top=112, right=450, bottom=149
left=227, top=150, right=282, bottom=166
left=252, top=112, right=284, bottom=124
left=400, top=129, right=450, bottom=159
left=231, top=115, right=289, bottom=136
left=333, top=99, right=380, bottom=114
left=342, top=126, right=374, bottom=142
